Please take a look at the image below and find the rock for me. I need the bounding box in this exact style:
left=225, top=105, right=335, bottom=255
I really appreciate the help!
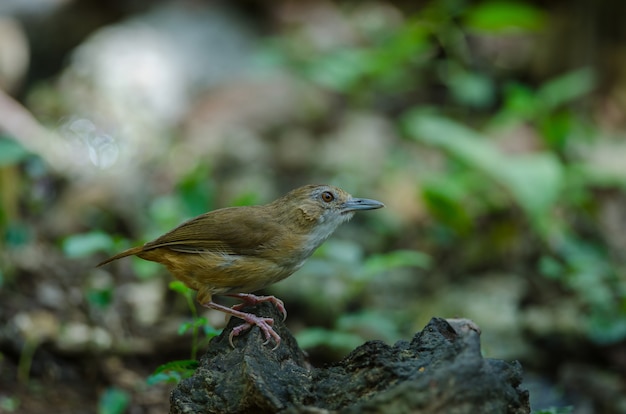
left=170, top=302, right=530, bottom=413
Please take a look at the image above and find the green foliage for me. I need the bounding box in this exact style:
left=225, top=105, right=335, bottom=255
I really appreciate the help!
left=265, top=0, right=623, bottom=346
left=98, top=387, right=130, bottom=414
left=0, top=395, right=20, bottom=412
left=62, top=231, right=116, bottom=258
left=147, top=282, right=219, bottom=386
left=176, top=163, right=215, bottom=217
left=494, top=68, right=596, bottom=152
left=404, top=110, right=564, bottom=232
left=293, top=245, right=429, bottom=352
left=85, top=286, right=113, bottom=309
left=464, top=1, right=546, bottom=33
left=146, top=360, right=199, bottom=385
left=3, top=222, right=32, bottom=247
left=169, top=281, right=220, bottom=360
left=541, top=236, right=626, bottom=344
left=439, top=62, right=495, bottom=109
left=363, top=250, right=431, bottom=277
left=296, top=327, right=364, bottom=353
left=0, top=137, right=30, bottom=167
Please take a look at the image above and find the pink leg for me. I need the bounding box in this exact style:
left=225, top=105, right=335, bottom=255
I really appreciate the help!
left=201, top=300, right=281, bottom=349
left=226, top=293, right=287, bottom=321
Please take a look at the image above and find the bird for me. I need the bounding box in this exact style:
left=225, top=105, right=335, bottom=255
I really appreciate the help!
left=97, top=184, right=384, bottom=348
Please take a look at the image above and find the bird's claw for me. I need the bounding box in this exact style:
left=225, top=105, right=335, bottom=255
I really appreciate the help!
left=227, top=314, right=281, bottom=350
left=228, top=293, right=287, bottom=321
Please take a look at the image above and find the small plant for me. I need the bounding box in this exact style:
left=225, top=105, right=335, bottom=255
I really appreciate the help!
left=98, top=387, right=130, bottom=414
left=146, top=281, right=219, bottom=385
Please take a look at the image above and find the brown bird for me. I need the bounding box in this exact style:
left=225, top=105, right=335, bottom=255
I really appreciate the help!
left=97, top=184, right=384, bottom=348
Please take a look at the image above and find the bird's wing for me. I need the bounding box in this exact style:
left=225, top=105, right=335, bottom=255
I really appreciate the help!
left=141, top=206, right=279, bottom=256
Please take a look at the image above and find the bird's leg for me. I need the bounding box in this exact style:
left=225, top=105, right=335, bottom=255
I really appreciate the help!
left=226, top=293, right=287, bottom=321
left=201, top=300, right=281, bottom=349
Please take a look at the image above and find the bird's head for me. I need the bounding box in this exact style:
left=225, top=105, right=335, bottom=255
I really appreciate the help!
left=274, top=184, right=384, bottom=241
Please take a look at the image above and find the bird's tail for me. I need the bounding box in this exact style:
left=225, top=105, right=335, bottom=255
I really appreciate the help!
left=96, top=245, right=144, bottom=267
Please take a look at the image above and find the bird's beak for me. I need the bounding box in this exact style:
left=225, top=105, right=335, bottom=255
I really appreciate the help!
left=341, top=197, right=385, bottom=213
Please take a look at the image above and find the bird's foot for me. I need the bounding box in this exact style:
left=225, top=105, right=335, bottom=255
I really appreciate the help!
left=202, top=300, right=282, bottom=349
left=228, top=314, right=281, bottom=350
left=227, top=293, right=287, bottom=321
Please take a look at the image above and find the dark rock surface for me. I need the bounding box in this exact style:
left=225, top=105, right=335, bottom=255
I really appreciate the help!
left=170, top=302, right=529, bottom=413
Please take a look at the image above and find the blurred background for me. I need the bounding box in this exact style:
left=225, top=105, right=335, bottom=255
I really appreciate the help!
left=1, top=0, right=625, bottom=413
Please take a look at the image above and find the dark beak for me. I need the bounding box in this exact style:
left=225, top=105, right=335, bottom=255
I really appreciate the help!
left=342, top=197, right=385, bottom=213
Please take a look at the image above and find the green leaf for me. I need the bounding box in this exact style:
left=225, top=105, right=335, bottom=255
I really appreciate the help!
left=178, top=321, right=194, bottom=335
left=306, top=48, right=371, bottom=92
left=176, top=318, right=208, bottom=335
left=364, top=250, right=431, bottom=276
left=499, top=82, right=538, bottom=121
left=442, top=66, right=495, bottom=109
left=231, top=191, right=262, bottom=207
left=337, top=311, right=401, bottom=342
left=0, top=395, right=20, bottom=412
left=130, top=259, right=162, bottom=280
left=86, top=288, right=113, bottom=309
left=177, top=164, right=215, bottom=217
left=403, top=111, right=563, bottom=224
left=536, top=68, right=595, bottom=111
left=98, top=387, right=130, bottom=414
left=169, top=280, right=190, bottom=295
left=62, top=232, right=115, bottom=258
left=0, top=137, right=30, bottom=167
left=146, top=359, right=198, bottom=385
left=296, top=327, right=364, bottom=352
left=203, top=324, right=221, bottom=337
left=499, top=152, right=563, bottom=218
left=464, top=1, right=546, bottom=33
left=420, top=170, right=485, bottom=234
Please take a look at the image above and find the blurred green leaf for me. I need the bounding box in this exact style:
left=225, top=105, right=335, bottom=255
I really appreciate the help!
left=536, top=68, right=595, bottom=111
left=420, top=170, right=483, bottom=234
left=442, top=65, right=495, bottom=109
left=538, top=255, right=564, bottom=279
left=148, top=195, right=185, bottom=236
left=0, top=137, right=30, bottom=167
left=305, top=22, right=429, bottom=94
left=364, top=250, right=431, bottom=276
left=404, top=111, right=563, bottom=224
left=131, top=259, right=162, bottom=279
left=296, top=327, right=364, bottom=352
left=337, top=311, right=402, bottom=342
left=177, top=164, right=214, bottom=217
left=464, top=1, right=546, bottom=33
left=539, top=111, right=574, bottom=150
left=178, top=317, right=208, bottom=335
left=62, top=232, right=115, bottom=258
left=98, top=387, right=130, bottom=414
left=587, top=309, right=626, bottom=344
left=4, top=222, right=32, bottom=247
left=203, top=324, right=221, bottom=337
left=169, top=280, right=191, bottom=295
left=86, top=288, right=113, bottom=309
left=498, top=82, right=538, bottom=122
left=231, top=190, right=262, bottom=207
left=0, top=395, right=20, bottom=412
left=306, top=48, right=371, bottom=92
left=146, top=359, right=198, bottom=386
left=496, top=152, right=563, bottom=220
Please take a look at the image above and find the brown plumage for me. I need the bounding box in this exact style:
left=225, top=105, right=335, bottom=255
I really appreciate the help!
left=97, top=184, right=384, bottom=348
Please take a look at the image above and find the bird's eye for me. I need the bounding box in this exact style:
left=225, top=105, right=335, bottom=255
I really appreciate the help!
left=321, top=191, right=334, bottom=202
